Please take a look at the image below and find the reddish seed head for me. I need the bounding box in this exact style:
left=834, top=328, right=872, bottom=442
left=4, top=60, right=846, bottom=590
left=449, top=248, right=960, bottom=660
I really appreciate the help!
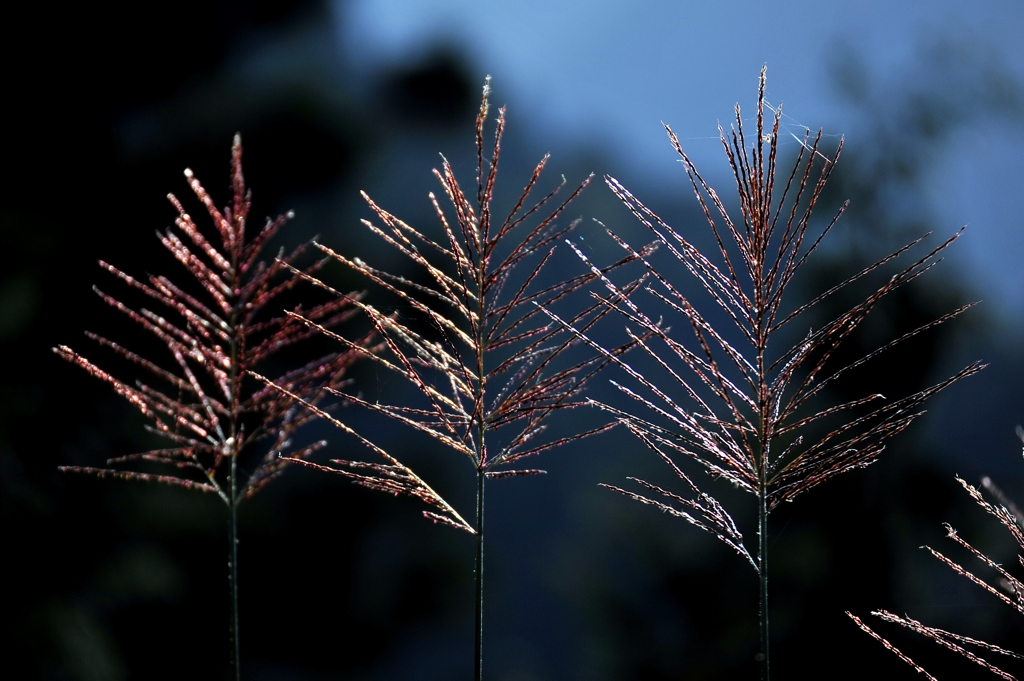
left=58, top=137, right=369, bottom=505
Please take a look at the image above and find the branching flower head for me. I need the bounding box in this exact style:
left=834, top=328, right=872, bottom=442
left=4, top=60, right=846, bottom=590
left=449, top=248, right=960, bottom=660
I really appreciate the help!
left=541, top=64, right=983, bottom=565
left=56, top=135, right=368, bottom=506
left=261, top=78, right=653, bottom=531
left=849, top=427, right=1024, bottom=679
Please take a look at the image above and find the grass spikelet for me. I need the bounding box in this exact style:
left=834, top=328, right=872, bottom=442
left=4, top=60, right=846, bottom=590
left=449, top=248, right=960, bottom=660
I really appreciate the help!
left=56, top=136, right=369, bottom=680
left=540, top=66, right=983, bottom=678
left=269, top=78, right=650, bottom=681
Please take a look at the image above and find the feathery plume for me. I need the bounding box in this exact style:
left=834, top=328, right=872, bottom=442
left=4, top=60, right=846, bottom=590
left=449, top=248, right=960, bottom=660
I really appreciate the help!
left=850, top=428, right=1024, bottom=679
left=540, top=66, right=983, bottom=678
left=266, top=78, right=651, bottom=681
left=56, top=136, right=368, bottom=680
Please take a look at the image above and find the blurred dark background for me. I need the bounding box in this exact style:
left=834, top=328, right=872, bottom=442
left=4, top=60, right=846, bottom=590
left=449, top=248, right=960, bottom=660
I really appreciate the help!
left=3, top=1, right=1022, bottom=679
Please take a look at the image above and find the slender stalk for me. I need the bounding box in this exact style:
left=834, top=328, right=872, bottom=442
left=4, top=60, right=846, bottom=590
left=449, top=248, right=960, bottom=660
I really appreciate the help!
left=229, top=467, right=241, bottom=681
left=473, top=189, right=488, bottom=681
left=757, top=240, right=770, bottom=680
left=229, top=230, right=242, bottom=681
left=757, top=394, right=770, bottom=680
left=473, top=468, right=486, bottom=681
left=757, top=487, right=769, bottom=681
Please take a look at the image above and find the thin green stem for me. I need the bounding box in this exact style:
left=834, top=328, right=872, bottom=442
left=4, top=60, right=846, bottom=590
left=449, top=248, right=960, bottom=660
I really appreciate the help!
left=228, top=246, right=241, bottom=681
left=473, top=467, right=485, bottom=681
left=756, top=314, right=769, bottom=680
left=473, top=198, right=488, bottom=681
left=758, top=487, right=769, bottom=681
left=229, top=461, right=241, bottom=681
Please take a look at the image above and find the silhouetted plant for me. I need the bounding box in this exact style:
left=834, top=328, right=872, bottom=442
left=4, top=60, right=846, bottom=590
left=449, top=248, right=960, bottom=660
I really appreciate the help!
left=55, top=136, right=367, bottom=680
left=540, top=66, right=984, bottom=679
left=254, top=78, right=651, bottom=681
left=849, top=426, right=1024, bottom=679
